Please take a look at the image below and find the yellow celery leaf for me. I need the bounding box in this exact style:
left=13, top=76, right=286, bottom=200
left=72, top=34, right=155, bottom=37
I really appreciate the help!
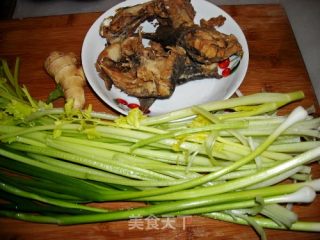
left=115, top=108, right=146, bottom=128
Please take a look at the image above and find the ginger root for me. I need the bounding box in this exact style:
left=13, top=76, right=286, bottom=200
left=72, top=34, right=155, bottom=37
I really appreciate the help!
left=44, top=51, right=86, bottom=109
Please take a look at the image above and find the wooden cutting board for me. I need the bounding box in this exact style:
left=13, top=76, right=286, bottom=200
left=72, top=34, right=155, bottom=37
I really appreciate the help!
left=0, top=4, right=319, bottom=240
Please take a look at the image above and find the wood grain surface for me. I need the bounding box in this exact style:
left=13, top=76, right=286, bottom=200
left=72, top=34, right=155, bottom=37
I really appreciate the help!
left=0, top=4, right=320, bottom=240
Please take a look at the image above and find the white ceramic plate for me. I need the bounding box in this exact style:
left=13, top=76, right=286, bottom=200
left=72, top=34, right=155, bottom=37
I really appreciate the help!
left=82, top=0, right=249, bottom=116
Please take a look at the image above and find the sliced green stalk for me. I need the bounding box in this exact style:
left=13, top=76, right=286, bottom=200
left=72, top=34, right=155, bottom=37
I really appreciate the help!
left=5, top=179, right=319, bottom=225
left=260, top=204, right=298, bottom=228
left=217, top=102, right=285, bottom=120
left=131, top=121, right=248, bottom=150
left=192, top=106, right=249, bottom=146
left=2, top=144, right=190, bottom=187
left=205, top=212, right=320, bottom=232
left=65, top=106, right=309, bottom=201
left=140, top=146, right=320, bottom=201
left=229, top=213, right=267, bottom=240
left=24, top=108, right=118, bottom=122
left=28, top=153, right=129, bottom=181
left=0, top=147, right=96, bottom=180
left=0, top=124, right=80, bottom=141
left=141, top=91, right=304, bottom=125
left=0, top=181, right=108, bottom=213
left=268, top=141, right=320, bottom=153
left=172, top=186, right=316, bottom=216
left=0, top=210, right=61, bottom=224
left=246, top=166, right=304, bottom=189
left=46, top=138, right=174, bottom=181
left=48, top=135, right=213, bottom=166
left=0, top=156, right=117, bottom=195
left=0, top=173, right=89, bottom=201
left=0, top=192, right=91, bottom=215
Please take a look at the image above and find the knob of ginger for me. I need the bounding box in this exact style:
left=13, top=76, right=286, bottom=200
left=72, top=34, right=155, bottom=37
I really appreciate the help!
left=44, top=51, right=86, bottom=109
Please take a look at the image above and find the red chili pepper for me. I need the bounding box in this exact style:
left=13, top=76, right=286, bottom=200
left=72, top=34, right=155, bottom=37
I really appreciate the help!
left=128, top=103, right=140, bottom=109
left=116, top=98, right=128, bottom=105
left=218, top=58, right=230, bottom=69
left=222, top=68, right=231, bottom=77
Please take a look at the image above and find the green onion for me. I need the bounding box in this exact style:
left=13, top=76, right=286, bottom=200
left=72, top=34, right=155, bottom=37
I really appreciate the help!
left=0, top=58, right=319, bottom=238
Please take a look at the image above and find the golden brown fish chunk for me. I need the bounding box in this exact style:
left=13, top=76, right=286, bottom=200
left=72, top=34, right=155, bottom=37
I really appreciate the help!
left=200, top=15, right=226, bottom=28
left=153, top=0, right=195, bottom=28
left=100, top=0, right=196, bottom=44
left=97, top=36, right=186, bottom=98
left=100, top=1, right=155, bottom=43
left=178, top=27, right=243, bottom=63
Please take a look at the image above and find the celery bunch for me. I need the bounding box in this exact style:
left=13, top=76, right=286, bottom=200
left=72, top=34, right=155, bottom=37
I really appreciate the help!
left=1, top=58, right=320, bottom=239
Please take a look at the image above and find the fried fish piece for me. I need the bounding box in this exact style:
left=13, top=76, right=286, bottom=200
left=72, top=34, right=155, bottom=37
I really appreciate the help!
left=152, top=0, right=195, bottom=28
left=100, top=0, right=195, bottom=44
left=178, top=26, right=243, bottom=63
left=97, top=36, right=186, bottom=98
left=200, top=15, right=226, bottom=28
left=100, top=1, right=155, bottom=44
